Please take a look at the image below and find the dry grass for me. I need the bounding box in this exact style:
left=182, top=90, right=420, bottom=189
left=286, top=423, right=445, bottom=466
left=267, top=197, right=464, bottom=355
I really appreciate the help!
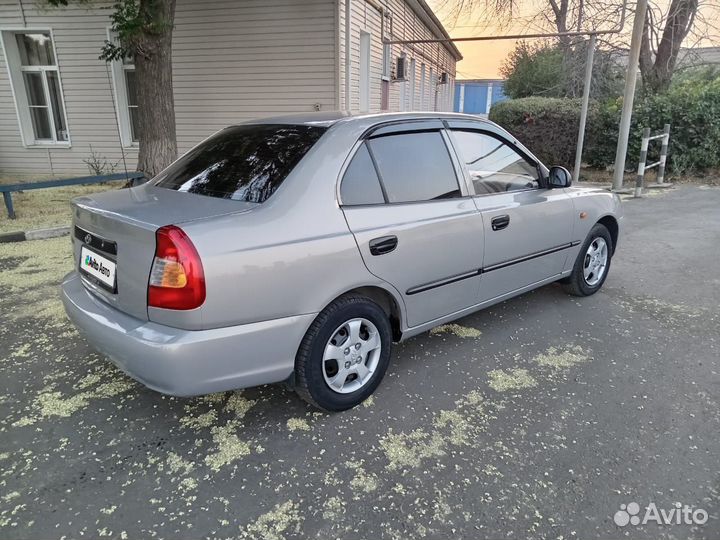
left=0, top=182, right=125, bottom=234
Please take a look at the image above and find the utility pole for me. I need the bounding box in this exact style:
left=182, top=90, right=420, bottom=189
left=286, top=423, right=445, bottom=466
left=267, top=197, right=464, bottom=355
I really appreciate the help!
left=573, top=34, right=596, bottom=183
left=612, top=0, right=648, bottom=190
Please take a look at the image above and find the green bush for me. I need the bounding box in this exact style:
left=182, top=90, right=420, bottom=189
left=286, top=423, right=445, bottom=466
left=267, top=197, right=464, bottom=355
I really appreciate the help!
left=636, top=75, right=720, bottom=173
left=490, top=73, right=720, bottom=173
left=489, top=97, right=599, bottom=167
left=500, top=41, right=624, bottom=101
left=501, top=42, right=565, bottom=99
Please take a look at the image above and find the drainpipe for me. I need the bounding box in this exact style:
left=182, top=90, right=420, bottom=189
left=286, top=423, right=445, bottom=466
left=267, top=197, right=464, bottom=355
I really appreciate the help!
left=18, top=0, right=26, bottom=26
left=344, top=0, right=351, bottom=111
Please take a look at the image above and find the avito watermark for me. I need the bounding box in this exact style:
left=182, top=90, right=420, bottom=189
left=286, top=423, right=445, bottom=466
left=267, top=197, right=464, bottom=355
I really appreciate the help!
left=614, top=501, right=708, bottom=527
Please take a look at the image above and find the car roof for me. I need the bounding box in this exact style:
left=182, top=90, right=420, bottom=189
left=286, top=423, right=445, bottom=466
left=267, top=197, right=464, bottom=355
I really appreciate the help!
left=246, top=111, right=494, bottom=128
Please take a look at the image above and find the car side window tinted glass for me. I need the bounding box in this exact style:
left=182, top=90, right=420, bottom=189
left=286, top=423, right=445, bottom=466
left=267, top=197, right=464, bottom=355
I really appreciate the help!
left=154, top=124, right=326, bottom=203
left=451, top=130, right=539, bottom=195
left=340, top=143, right=385, bottom=205
left=367, top=131, right=461, bottom=203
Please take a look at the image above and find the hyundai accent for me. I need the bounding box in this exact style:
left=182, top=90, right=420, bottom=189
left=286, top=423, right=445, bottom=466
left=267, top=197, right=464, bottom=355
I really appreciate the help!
left=61, top=112, right=622, bottom=411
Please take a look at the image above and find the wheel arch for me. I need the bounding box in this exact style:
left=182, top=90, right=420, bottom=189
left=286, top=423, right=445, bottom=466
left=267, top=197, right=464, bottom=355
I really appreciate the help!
left=328, top=285, right=404, bottom=342
left=597, top=215, right=619, bottom=254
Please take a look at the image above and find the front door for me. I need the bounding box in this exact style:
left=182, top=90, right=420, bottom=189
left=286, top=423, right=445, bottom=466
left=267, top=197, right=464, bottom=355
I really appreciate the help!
left=447, top=126, right=575, bottom=302
left=340, top=123, right=485, bottom=328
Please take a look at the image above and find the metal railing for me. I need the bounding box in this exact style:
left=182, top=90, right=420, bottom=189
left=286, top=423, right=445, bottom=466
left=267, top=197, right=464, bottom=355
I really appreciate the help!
left=634, top=124, right=671, bottom=197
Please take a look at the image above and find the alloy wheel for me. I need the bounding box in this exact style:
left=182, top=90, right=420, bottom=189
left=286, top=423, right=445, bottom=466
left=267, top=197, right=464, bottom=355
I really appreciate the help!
left=322, top=318, right=382, bottom=394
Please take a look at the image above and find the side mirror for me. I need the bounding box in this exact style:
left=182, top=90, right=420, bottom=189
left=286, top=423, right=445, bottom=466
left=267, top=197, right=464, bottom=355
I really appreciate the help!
left=548, top=166, right=572, bottom=188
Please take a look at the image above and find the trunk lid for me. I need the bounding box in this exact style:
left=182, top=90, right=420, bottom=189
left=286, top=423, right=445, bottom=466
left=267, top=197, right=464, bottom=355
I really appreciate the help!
left=72, top=184, right=255, bottom=321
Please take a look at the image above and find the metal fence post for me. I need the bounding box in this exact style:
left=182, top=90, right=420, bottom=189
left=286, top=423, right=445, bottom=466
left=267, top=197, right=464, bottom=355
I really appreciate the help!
left=635, top=127, right=651, bottom=198
left=656, top=123, right=671, bottom=185
left=2, top=192, right=15, bottom=220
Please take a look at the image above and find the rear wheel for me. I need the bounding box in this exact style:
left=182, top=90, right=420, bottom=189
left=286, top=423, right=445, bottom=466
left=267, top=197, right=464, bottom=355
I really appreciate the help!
left=294, top=295, right=392, bottom=411
left=562, top=223, right=613, bottom=296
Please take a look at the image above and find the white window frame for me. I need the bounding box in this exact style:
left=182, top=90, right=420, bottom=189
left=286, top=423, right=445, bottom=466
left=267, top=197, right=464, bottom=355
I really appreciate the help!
left=0, top=28, right=71, bottom=147
left=107, top=29, right=138, bottom=148
left=381, top=43, right=391, bottom=81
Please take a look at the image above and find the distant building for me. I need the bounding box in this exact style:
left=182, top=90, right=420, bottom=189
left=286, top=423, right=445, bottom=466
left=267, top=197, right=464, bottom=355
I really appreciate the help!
left=614, top=46, right=720, bottom=69
left=0, top=0, right=461, bottom=177
left=453, top=79, right=507, bottom=117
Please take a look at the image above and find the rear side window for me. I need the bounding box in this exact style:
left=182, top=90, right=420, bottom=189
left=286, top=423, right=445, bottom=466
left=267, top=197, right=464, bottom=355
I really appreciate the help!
left=367, top=131, right=460, bottom=203
left=154, top=124, right=326, bottom=203
left=340, top=143, right=385, bottom=205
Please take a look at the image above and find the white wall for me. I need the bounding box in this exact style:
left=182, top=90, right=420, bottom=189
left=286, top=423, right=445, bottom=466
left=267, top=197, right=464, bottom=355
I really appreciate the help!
left=0, top=0, right=337, bottom=176
left=172, top=0, right=336, bottom=154
left=0, top=0, right=457, bottom=176
left=0, top=0, right=132, bottom=177
left=338, top=0, right=458, bottom=113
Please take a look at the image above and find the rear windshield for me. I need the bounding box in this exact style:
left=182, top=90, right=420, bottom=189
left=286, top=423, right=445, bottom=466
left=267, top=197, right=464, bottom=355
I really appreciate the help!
left=153, top=124, right=326, bottom=203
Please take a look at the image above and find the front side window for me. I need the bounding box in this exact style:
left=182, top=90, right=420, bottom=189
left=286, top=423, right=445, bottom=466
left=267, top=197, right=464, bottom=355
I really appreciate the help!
left=154, top=124, right=326, bottom=203
left=3, top=32, right=69, bottom=144
left=367, top=131, right=460, bottom=203
left=451, top=130, right=540, bottom=194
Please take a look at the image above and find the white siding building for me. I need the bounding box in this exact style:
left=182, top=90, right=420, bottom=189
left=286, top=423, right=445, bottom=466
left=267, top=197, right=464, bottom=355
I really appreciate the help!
left=0, top=0, right=460, bottom=177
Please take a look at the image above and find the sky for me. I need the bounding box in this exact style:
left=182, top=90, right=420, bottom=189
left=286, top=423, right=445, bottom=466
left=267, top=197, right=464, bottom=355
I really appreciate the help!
left=427, top=0, right=720, bottom=80
left=427, top=0, right=536, bottom=79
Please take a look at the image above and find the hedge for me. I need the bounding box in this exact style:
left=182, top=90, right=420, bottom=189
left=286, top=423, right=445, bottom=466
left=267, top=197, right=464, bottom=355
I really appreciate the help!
left=489, top=74, right=720, bottom=174
left=488, top=97, right=602, bottom=168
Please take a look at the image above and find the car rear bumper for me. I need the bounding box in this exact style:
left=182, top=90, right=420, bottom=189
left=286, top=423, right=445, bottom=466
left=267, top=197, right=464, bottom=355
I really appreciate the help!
left=61, top=272, right=315, bottom=396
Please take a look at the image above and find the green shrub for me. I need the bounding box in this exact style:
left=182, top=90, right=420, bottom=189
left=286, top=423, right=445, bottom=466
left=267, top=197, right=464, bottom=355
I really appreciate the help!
left=501, top=42, right=565, bottom=99
left=637, top=75, right=720, bottom=173
left=489, top=97, right=599, bottom=167
left=491, top=73, right=720, bottom=173
left=501, top=41, right=624, bottom=101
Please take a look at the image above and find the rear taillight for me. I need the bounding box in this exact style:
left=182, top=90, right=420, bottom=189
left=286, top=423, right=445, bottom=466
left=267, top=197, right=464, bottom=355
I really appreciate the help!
left=148, top=225, right=205, bottom=310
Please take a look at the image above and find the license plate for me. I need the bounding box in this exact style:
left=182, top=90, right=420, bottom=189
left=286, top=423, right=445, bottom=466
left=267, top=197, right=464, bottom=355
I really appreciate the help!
left=80, top=245, right=117, bottom=291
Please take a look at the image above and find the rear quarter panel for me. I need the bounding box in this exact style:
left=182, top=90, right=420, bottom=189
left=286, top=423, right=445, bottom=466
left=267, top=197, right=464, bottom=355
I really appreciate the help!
left=150, top=123, right=406, bottom=331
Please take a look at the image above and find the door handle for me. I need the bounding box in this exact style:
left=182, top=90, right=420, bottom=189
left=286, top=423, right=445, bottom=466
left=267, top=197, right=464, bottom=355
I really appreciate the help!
left=369, top=235, right=398, bottom=256
left=491, top=214, right=510, bottom=231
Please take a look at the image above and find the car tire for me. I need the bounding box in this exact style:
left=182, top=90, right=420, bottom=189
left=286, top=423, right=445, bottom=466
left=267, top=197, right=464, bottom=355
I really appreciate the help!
left=294, top=294, right=392, bottom=411
left=562, top=223, right=613, bottom=297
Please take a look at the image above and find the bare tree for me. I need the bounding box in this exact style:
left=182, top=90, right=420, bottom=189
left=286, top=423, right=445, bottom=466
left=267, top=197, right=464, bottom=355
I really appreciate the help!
left=640, top=0, right=700, bottom=92
left=439, top=0, right=598, bottom=42
left=440, top=0, right=712, bottom=93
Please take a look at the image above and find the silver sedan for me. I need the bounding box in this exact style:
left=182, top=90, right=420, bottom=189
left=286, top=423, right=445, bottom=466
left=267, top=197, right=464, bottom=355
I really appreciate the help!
left=62, top=112, right=622, bottom=411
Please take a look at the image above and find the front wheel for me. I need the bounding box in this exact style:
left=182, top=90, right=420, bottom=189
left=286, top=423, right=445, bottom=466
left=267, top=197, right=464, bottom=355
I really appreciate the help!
left=294, top=295, right=392, bottom=411
left=562, top=223, right=613, bottom=297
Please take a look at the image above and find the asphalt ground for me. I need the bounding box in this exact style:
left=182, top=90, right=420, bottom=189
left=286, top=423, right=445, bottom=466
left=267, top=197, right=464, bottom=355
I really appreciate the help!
left=0, top=184, right=718, bottom=539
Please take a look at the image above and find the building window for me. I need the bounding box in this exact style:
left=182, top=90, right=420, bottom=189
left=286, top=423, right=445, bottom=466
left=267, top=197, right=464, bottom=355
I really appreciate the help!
left=1, top=31, right=70, bottom=145
left=122, top=57, right=139, bottom=142
left=108, top=31, right=139, bottom=147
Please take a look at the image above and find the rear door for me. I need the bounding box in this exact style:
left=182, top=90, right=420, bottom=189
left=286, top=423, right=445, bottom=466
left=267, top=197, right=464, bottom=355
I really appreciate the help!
left=340, top=121, right=484, bottom=328
left=446, top=123, right=575, bottom=302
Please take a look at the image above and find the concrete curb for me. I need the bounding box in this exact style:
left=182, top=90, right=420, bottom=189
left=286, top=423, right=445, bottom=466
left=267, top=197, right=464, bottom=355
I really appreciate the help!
left=646, top=183, right=674, bottom=189
left=0, top=225, right=70, bottom=244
